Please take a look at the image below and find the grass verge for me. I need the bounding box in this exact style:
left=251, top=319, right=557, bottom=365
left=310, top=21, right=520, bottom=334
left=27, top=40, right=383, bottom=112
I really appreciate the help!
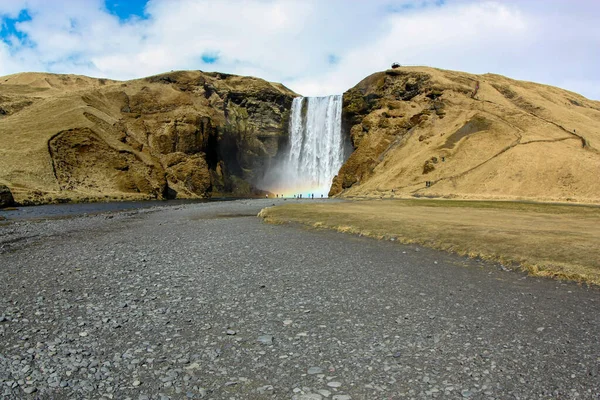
left=258, top=199, right=600, bottom=286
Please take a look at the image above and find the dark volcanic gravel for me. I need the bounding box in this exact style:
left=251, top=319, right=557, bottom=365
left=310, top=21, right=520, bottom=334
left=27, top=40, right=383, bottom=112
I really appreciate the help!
left=0, top=199, right=599, bottom=399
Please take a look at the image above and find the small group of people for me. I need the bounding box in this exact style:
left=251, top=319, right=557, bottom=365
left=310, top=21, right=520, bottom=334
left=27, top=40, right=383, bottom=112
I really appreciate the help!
left=265, top=193, right=326, bottom=199
left=293, top=193, right=323, bottom=199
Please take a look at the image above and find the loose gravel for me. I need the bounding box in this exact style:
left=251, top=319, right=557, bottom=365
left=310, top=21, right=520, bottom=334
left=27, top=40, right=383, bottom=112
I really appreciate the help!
left=0, top=199, right=599, bottom=399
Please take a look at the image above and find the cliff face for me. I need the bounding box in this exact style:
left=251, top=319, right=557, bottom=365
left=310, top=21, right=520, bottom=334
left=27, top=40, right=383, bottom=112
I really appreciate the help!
left=331, top=67, right=600, bottom=203
left=0, top=71, right=296, bottom=204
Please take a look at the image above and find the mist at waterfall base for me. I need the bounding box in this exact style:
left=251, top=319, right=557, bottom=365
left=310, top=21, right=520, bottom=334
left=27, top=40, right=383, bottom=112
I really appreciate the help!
left=260, top=95, right=350, bottom=198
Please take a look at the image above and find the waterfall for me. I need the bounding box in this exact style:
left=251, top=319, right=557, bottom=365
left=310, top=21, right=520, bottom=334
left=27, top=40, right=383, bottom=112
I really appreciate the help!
left=265, top=95, right=346, bottom=197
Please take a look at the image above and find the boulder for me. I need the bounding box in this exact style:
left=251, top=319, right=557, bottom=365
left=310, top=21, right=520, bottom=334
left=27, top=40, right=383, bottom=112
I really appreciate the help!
left=0, top=184, right=14, bottom=207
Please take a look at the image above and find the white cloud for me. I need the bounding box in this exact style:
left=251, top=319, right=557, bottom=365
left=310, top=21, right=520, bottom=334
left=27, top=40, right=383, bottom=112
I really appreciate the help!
left=0, top=0, right=599, bottom=99
left=294, top=2, right=534, bottom=95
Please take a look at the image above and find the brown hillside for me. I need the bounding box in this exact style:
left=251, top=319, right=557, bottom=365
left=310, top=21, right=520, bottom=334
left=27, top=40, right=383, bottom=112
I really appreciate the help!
left=331, top=67, right=600, bottom=203
left=0, top=71, right=296, bottom=205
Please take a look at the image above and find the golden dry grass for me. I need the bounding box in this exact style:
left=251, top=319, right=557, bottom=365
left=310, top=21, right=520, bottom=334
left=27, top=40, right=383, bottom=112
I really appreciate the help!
left=260, top=199, right=600, bottom=286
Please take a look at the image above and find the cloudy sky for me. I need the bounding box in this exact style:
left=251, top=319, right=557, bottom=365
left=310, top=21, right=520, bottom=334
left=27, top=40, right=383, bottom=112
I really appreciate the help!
left=0, top=0, right=598, bottom=98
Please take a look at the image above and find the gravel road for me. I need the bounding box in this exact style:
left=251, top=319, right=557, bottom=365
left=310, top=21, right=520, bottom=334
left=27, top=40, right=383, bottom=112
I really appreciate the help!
left=1, top=199, right=599, bottom=399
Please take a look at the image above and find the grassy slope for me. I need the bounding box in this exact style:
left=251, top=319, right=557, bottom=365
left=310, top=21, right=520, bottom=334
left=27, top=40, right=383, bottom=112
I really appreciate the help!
left=260, top=199, right=600, bottom=286
left=0, top=73, right=138, bottom=201
left=337, top=67, right=600, bottom=203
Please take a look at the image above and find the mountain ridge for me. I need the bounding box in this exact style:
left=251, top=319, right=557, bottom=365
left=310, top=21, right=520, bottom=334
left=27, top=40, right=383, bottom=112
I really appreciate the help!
left=1, top=66, right=599, bottom=205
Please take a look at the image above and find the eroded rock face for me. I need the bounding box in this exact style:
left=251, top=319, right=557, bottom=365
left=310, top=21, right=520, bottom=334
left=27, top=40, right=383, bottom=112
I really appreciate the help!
left=330, top=69, right=440, bottom=196
left=110, top=71, right=296, bottom=199
left=49, top=128, right=168, bottom=199
left=0, top=184, right=14, bottom=207
left=164, top=154, right=211, bottom=199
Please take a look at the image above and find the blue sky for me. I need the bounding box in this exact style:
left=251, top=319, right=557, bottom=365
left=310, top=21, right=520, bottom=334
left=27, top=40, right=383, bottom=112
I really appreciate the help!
left=104, top=0, right=148, bottom=20
left=1, top=0, right=599, bottom=99
left=0, top=9, right=31, bottom=46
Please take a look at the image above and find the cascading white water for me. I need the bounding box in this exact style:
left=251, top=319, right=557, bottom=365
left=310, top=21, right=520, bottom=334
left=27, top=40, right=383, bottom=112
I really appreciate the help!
left=268, top=95, right=346, bottom=197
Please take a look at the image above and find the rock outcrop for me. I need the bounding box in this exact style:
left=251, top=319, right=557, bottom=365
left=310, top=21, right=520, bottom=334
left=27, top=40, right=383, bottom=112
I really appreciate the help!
left=331, top=67, right=600, bottom=203
left=0, top=184, right=14, bottom=208
left=0, top=71, right=296, bottom=204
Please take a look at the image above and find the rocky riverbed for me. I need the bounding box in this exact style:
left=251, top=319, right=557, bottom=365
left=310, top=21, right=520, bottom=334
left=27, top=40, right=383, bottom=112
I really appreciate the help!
left=0, top=199, right=599, bottom=399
